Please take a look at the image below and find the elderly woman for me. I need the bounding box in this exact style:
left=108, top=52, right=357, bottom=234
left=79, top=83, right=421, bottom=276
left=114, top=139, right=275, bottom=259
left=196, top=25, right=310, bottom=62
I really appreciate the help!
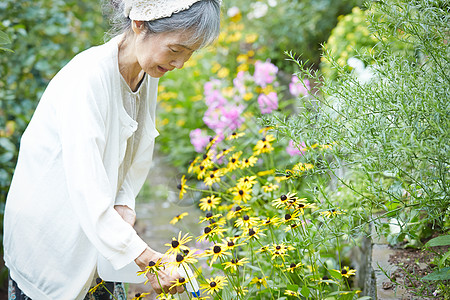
left=3, top=0, right=221, bottom=299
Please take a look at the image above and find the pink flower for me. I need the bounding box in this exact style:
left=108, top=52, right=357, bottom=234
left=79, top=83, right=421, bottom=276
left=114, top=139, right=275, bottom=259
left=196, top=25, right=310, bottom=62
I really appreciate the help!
left=253, top=60, right=278, bottom=87
left=205, top=90, right=227, bottom=107
left=257, top=92, right=278, bottom=114
left=220, top=104, right=245, bottom=131
left=189, top=128, right=210, bottom=153
left=289, top=76, right=311, bottom=97
left=286, top=140, right=306, bottom=156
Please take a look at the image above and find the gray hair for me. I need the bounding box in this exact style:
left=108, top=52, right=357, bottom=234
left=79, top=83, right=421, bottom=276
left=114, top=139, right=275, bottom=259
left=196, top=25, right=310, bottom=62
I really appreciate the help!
left=104, top=0, right=221, bottom=49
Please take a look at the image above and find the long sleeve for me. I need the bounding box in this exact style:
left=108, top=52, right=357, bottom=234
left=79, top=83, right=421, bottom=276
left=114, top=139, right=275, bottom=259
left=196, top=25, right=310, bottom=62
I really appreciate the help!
left=55, top=70, right=147, bottom=270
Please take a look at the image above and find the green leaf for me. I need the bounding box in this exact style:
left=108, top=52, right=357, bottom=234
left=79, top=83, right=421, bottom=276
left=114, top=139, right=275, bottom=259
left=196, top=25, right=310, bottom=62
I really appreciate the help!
left=0, top=30, right=11, bottom=45
left=422, top=267, right=450, bottom=281
left=425, top=235, right=450, bottom=247
left=300, top=285, right=310, bottom=298
left=357, top=296, right=373, bottom=300
left=439, top=250, right=450, bottom=268
left=0, top=47, right=14, bottom=52
left=328, top=269, right=342, bottom=280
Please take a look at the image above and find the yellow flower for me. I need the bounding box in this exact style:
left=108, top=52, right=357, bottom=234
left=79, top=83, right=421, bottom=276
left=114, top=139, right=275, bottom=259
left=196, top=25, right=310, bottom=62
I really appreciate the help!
left=200, top=276, right=227, bottom=295
left=157, top=293, right=176, bottom=300
left=284, top=290, right=300, bottom=297
left=132, top=292, right=152, bottom=299
left=260, top=216, right=281, bottom=227
left=272, top=192, right=297, bottom=209
left=245, top=33, right=258, bottom=43
left=202, top=244, right=232, bottom=266
left=227, top=131, right=245, bottom=140
left=223, top=257, right=250, bottom=272
left=168, top=250, right=199, bottom=271
left=196, top=226, right=226, bottom=242
left=137, top=258, right=164, bottom=284
left=221, top=236, right=246, bottom=251
left=199, top=195, right=221, bottom=211
left=237, top=63, right=249, bottom=73
left=238, top=175, right=257, bottom=186
left=262, top=182, right=279, bottom=193
left=281, top=210, right=301, bottom=224
left=169, top=212, right=189, bottom=225
left=243, top=92, right=254, bottom=101
left=227, top=151, right=242, bottom=171
left=226, top=205, right=250, bottom=219
left=198, top=212, right=222, bottom=224
left=253, top=134, right=276, bottom=155
left=243, top=227, right=266, bottom=241
left=217, top=67, right=230, bottom=78
left=240, top=156, right=258, bottom=169
left=285, top=262, right=303, bottom=273
left=250, top=276, right=268, bottom=289
left=320, top=207, right=346, bottom=218
left=188, top=157, right=200, bottom=174
left=335, top=266, right=356, bottom=278
left=88, top=278, right=105, bottom=294
left=204, top=169, right=222, bottom=186
left=229, top=182, right=253, bottom=204
left=215, top=146, right=235, bottom=160
left=164, top=232, right=192, bottom=256
left=194, top=164, right=208, bottom=180
left=236, top=54, right=248, bottom=63
left=257, top=169, right=275, bottom=176
left=235, top=214, right=260, bottom=228
left=178, top=175, right=188, bottom=199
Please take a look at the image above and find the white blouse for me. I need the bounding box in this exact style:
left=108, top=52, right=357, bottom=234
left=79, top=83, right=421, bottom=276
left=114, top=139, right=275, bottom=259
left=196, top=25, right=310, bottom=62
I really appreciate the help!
left=3, top=35, right=159, bottom=299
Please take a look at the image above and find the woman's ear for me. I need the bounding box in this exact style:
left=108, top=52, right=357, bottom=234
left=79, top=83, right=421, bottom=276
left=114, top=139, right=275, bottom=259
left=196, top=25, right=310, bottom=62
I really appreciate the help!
left=131, top=20, right=145, bottom=35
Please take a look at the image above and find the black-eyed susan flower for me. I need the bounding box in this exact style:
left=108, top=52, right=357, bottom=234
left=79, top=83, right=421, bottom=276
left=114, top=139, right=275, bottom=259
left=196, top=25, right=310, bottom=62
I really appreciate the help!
left=226, top=151, right=242, bottom=171
left=169, top=250, right=199, bottom=271
left=240, top=156, right=258, bottom=169
left=272, top=192, right=297, bottom=209
left=137, top=258, right=164, bottom=284
left=178, top=175, right=188, bottom=199
left=243, top=227, right=265, bottom=241
left=194, top=164, right=208, bottom=180
left=334, top=266, right=356, bottom=278
left=284, top=222, right=302, bottom=232
left=256, top=244, right=270, bottom=254
left=204, top=169, right=222, bottom=186
left=157, top=293, right=176, bottom=300
left=285, top=262, right=303, bottom=273
left=293, top=201, right=316, bottom=214
left=196, top=226, right=226, bottom=242
left=227, top=131, right=245, bottom=140
left=256, top=169, right=275, bottom=176
left=221, top=236, right=246, bottom=251
left=284, top=290, right=300, bottom=297
left=293, top=162, right=314, bottom=173
left=215, top=146, right=235, bottom=160
left=188, top=157, right=200, bottom=174
left=132, top=292, right=151, bottom=300
left=206, top=136, right=219, bottom=150
left=281, top=210, right=301, bottom=224
left=170, top=212, right=189, bottom=225
left=226, top=205, right=250, bottom=219
left=235, top=286, right=248, bottom=297
left=199, top=195, right=221, bottom=211
left=238, top=175, right=257, bottom=186
left=229, top=182, right=252, bottom=204
left=250, top=276, right=268, bottom=289
left=223, top=257, right=250, bottom=272
left=253, top=134, right=276, bottom=156
left=198, top=212, right=222, bottom=224
left=200, top=276, right=228, bottom=295
left=202, top=244, right=231, bottom=266
left=169, top=276, right=193, bottom=290
left=320, top=207, right=346, bottom=218
left=234, top=214, right=260, bottom=228
left=260, top=215, right=281, bottom=227
left=262, top=182, right=279, bottom=193
left=164, top=232, right=192, bottom=256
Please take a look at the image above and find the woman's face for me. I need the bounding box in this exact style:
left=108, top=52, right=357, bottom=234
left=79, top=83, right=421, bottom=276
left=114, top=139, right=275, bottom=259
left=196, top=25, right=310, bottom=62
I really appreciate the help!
left=133, top=23, right=200, bottom=78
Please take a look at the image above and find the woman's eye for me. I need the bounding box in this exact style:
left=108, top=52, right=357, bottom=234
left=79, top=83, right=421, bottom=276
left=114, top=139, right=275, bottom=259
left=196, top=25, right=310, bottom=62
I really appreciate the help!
left=170, top=48, right=179, bottom=53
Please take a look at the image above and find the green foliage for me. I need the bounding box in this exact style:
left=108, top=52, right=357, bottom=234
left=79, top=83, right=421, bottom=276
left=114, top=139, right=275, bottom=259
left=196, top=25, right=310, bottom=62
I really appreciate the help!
left=266, top=0, right=450, bottom=246
left=225, top=0, right=364, bottom=72
left=0, top=0, right=107, bottom=288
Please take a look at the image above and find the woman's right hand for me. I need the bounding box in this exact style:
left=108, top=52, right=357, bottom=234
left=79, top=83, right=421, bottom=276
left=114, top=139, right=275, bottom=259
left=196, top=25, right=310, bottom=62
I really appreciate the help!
left=135, top=247, right=185, bottom=295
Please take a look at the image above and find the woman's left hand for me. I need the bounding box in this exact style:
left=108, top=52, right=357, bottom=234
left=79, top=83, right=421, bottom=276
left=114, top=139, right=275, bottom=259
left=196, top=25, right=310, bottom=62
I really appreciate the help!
left=114, top=205, right=136, bottom=226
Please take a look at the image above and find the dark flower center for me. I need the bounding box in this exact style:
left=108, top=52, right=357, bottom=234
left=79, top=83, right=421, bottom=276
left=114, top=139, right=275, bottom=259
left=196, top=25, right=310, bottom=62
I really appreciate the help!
left=290, top=263, right=297, bottom=268
left=228, top=241, right=235, bottom=247
left=298, top=203, right=305, bottom=208
left=331, top=209, right=336, bottom=213
left=285, top=214, right=292, bottom=220
left=179, top=277, right=186, bottom=283
left=244, top=178, right=249, bottom=182
left=203, top=154, right=208, bottom=159
left=204, top=227, right=212, bottom=234
left=245, top=159, right=249, bottom=163
left=276, top=245, right=281, bottom=250
left=231, top=259, right=237, bottom=264
left=231, top=158, right=236, bottom=163
left=210, top=174, right=215, bottom=178
left=135, top=293, right=141, bottom=297
left=323, top=276, right=329, bottom=280
left=235, top=206, right=242, bottom=211
left=200, top=165, right=205, bottom=170
left=238, top=190, right=244, bottom=195
left=183, top=249, right=189, bottom=255
left=262, top=137, right=266, bottom=142
left=210, top=281, right=217, bottom=288
left=171, top=240, right=180, bottom=248
left=243, top=215, right=250, bottom=221
left=341, top=269, right=347, bottom=274
left=232, top=132, right=236, bottom=136
left=249, top=228, right=256, bottom=236
left=281, top=195, right=287, bottom=201
left=149, top=261, right=156, bottom=267
left=207, top=199, right=212, bottom=204
left=213, top=245, right=221, bottom=253
left=176, top=254, right=184, bottom=262
left=177, top=184, right=182, bottom=190
left=206, top=212, right=213, bottom=218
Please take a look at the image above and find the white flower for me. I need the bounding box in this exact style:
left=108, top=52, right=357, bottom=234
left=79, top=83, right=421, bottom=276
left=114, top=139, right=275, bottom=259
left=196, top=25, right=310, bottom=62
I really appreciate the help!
left=227, top=6, right=240, bottom=18
left=248, top=2, right=268, bottom=19
left=268, top=0, right=277, bottom=7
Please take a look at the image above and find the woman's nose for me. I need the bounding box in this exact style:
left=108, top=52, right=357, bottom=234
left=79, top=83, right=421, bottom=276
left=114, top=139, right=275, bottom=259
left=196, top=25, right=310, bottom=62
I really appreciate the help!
left=171, top=58, right=185, bottom=69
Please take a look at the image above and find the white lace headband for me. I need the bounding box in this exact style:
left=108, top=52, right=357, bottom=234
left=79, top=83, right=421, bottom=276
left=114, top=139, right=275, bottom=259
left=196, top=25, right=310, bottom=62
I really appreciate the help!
left=124, top=0, right=220, bottom=21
